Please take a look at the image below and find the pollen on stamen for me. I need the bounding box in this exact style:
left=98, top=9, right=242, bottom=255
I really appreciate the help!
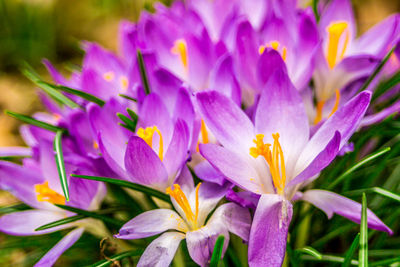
left=103, top=71, right=115, bottom=82
left=35, top=181, right=66, bottom=205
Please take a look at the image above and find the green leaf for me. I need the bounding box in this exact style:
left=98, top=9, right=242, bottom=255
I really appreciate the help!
left=54, top=130, right=69, bottom=201
left=342, top=233, right=360, bottom=267
left=137, top=50, right=151, bottom=95
left=358, top=44, right=397, bottom=93
left=327, top=147, right=391, bottom=189
left=119, top=94, right=138, bottom=102
left=22, top=68, right=80, bottom=109
left=300, top=254, right=358, bottom=265
left=71, top=174, right=171, bottom=204
left=345, top=187, right=400, bottom=203
left=210, top=235, right=225, bottom=267
left=359, top=193, right=368, bottom=267
left=55, top=204, right=123, bottom=227
left=5, top=110, right=66, bottom=133
left=88, top=249, right=144, bottom=267
left=35, top=215, right=86, bottom=231
left=52, top=84, right=105, bottom=107
left=369, top=256, right=400, bottom=267
left=127, top=108, right=138, bottom=125
left=312, top=0, right=320, bottom=22
left=295, top=246, right=322, bottom=260
left=117, top=113, right=136, bottom=131
left=372, top=71, right=400, bottom=101
left=0, top=204, right=31, bottom=214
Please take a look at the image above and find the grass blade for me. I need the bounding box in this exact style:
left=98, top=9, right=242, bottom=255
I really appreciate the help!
left=55, top=204, right=123, bottom=227
left=372, top=71, right=400, bottom=101
left=53, top=84, right=105, bottom=107
left=369, top=256, right=400, bottom=267
left=327, top=147, right=391, bottom=189
left=54, top=131, right=69, bottom=201
left=0, top=204, right=31, bottom=214
left=312, top=0, right=319, bottom=22
left=345, top=187, right=400, bottom=203
left=300, top=254, right=358, bottom=265
left=137, top=50, right=151, bottom=95
left=358, top=44, right=397, bottom=93
left=35, top=215, right=86, bottom=231
left=117, top=113, right=135, bottom=130
left=5, top=110, right=66, bottom=133
left=210, top=235, right=225, bottom=267
left=359, top=193, right=368, bottom=267
left=88, top=249, right=144, bottom=267
left=71, top=174, right=171, bottom=204
left=342, top=233, right=360, bottom=267
left=119, top=94, right=137, bottom=102
left=295, top=246, right=322, bottom=260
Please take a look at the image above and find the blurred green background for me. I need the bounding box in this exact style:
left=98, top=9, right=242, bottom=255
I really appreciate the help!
left=0, top=0, right=399, bottom=266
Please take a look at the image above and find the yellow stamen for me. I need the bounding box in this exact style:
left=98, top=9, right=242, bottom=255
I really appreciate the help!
left=259, top=40, right=287, bottom=61
left=249, top=133, right=286, bottom=194
left=326, top=21, right=349, bottom=69
left=166, top=183, right=202, bottom=230
left=171, top=39, right=188, bottom=70
left=328, top=89, right=341, bottom=118
left=103, top=71, right=115, bottom=82
left=120, top=76, right=129, bottom=92
left=35, top=181, right=65, bottom=205
left=93, top=141, right=99, bottom=149
left=314, top=89, right=341, bottom=124
left=200, top=119, right=209, bottom=144
left=137, top=126, right=164, bottom=161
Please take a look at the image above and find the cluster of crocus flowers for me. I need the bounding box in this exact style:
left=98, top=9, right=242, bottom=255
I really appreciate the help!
left=0, top=0, right=399, bottom=266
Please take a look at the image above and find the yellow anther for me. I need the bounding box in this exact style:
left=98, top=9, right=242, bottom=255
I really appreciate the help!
left=260, top=40, right=287, bottom=61
left=200, top=119, right=209, bottom=144
left=120, top=76, right=129, bottom=92
left=171, top=39, right=188, bottom=70
left=166, top=183, right=202, bottom=230
left=249, top=133, right=286, bottom=195
left=103, top=71, right=115, bottom=82
left=258, top=45, right=266, bottom=55
left=314, top=89, right=341, bottom=124
left=137, top=126, right=164, bottom=161
left=35, top=181, right=65, bottom=205
left=270, top=41, right=280, bottom=50
left=93, top=141, right=99, bottom=149
left=328, top=89, right=341, bottom=118
left=326, top=21, right=349, bottom=69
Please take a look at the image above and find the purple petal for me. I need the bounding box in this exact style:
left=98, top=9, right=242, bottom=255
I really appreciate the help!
left=256, top=49, right=288, bottom=86
left=137, top=232, right=185, bottom=267
left=361, top=101, right=400, bottom=127
left=200, top=144, right=262, bottom=193
left=194, top=160, right=227, bottom=186
left=196, top=91, right=255, bottom=153
left=124, top=136, right=168, bottom=189
left=301, top=190, right=393, bottom=234
left=116, top=209, right=187, bottom=239
left=288, top=131, right=340, bottom=187
left=0, top=210, right=67, bottom=236
left=226, top=189, right=259, bottom=209
left=34, top=227, right=84, bottom=267
left=0, top=147, right=32, bottom=157
left=248, top=194, right=293, bottom=267
left=296, top=91, right=371, bottom=172
left=186, top=223, right=229, bottom=266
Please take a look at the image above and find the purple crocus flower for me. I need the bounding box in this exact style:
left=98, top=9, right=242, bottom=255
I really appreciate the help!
left=115, top=166, right=251, bottom=266
left=0, top=140, right=106, bottom=267
left=197, top=67, right=392, bottom=266
left=312, top=0, right=399, bottom=124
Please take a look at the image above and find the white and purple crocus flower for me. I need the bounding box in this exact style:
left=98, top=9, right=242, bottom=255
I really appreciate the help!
left=198, top=62, right=392, bottom=266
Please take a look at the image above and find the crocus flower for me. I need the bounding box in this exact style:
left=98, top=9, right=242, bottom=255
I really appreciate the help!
left=312, top=0, right=399, bottom=123
left=115, top=166, right=251, bottom=266
left=197, top=64, right=392, bottom=266
left=0, top=140, right=106, bottom=267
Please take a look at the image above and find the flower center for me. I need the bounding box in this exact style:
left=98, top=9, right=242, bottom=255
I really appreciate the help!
left=137, top=126, right=164, bottom=161
left=326, top=21, right=349, bottom=69
left=166, top=183, right=201, bottom=230
left=259, top=40, right=287, bottom=61
left=250, top=133, right=286, bottom=195
left=171, top=39, right=188, bottom=71
left=35, top=181, right=65, bottom=205
left=314, top=89, right=341, bottom=124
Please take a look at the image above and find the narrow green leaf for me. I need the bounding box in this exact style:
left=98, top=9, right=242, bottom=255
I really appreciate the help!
left=369, top=256, right=400, bottom=267
left=358, top=44, right=397, bottom=93
left=117, top=113, right=135, bottom=130
left=327, top=147, right=391, bottom=189
left=53, top=84, right=105, bottom=107
left=359, top=193, right=368, bottom=267
left=55, top=204, right=123, bottom=227
left=118, top=122, right=135, bottom=133
left=372, top=71, right=400, bottom=101
left=119, top=94, right=138, bottom=102
left=5, top=110, right=66, bottom=133
left=0, top=203, right=30, bottom=214
left=342, top=233, right=360, bottom=267
left=54, top=131, right=69, bottom=201
left=22, top=68, right=80, bottom=109
left=210, top=235, right=225, bottom=267
left=35, top=215, right=86, bottom=231
left=127, top=108, right=138, bottom=126
left=88, top=249, right=144, bottom=267
left=300, top=254, right=358, bottom=265
left=295, top=246, right=322, bottom=260
left=345, top=187, right=400, bottom=203
left=137, top=50, right=151, bottom=95
left=71, top=174, right=171, bottom=204
left=312, top=0, right=320, bottom=22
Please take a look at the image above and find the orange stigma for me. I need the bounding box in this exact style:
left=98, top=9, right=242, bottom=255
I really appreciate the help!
left=166, top=183, right=202, bottom=230
left=250, top=133, right=286, bottom=195
left=326, top=21, right=349, bottom=69
left=35, top=181, right=65, bottom=205
left=137, top=126, right=164, bottom=161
